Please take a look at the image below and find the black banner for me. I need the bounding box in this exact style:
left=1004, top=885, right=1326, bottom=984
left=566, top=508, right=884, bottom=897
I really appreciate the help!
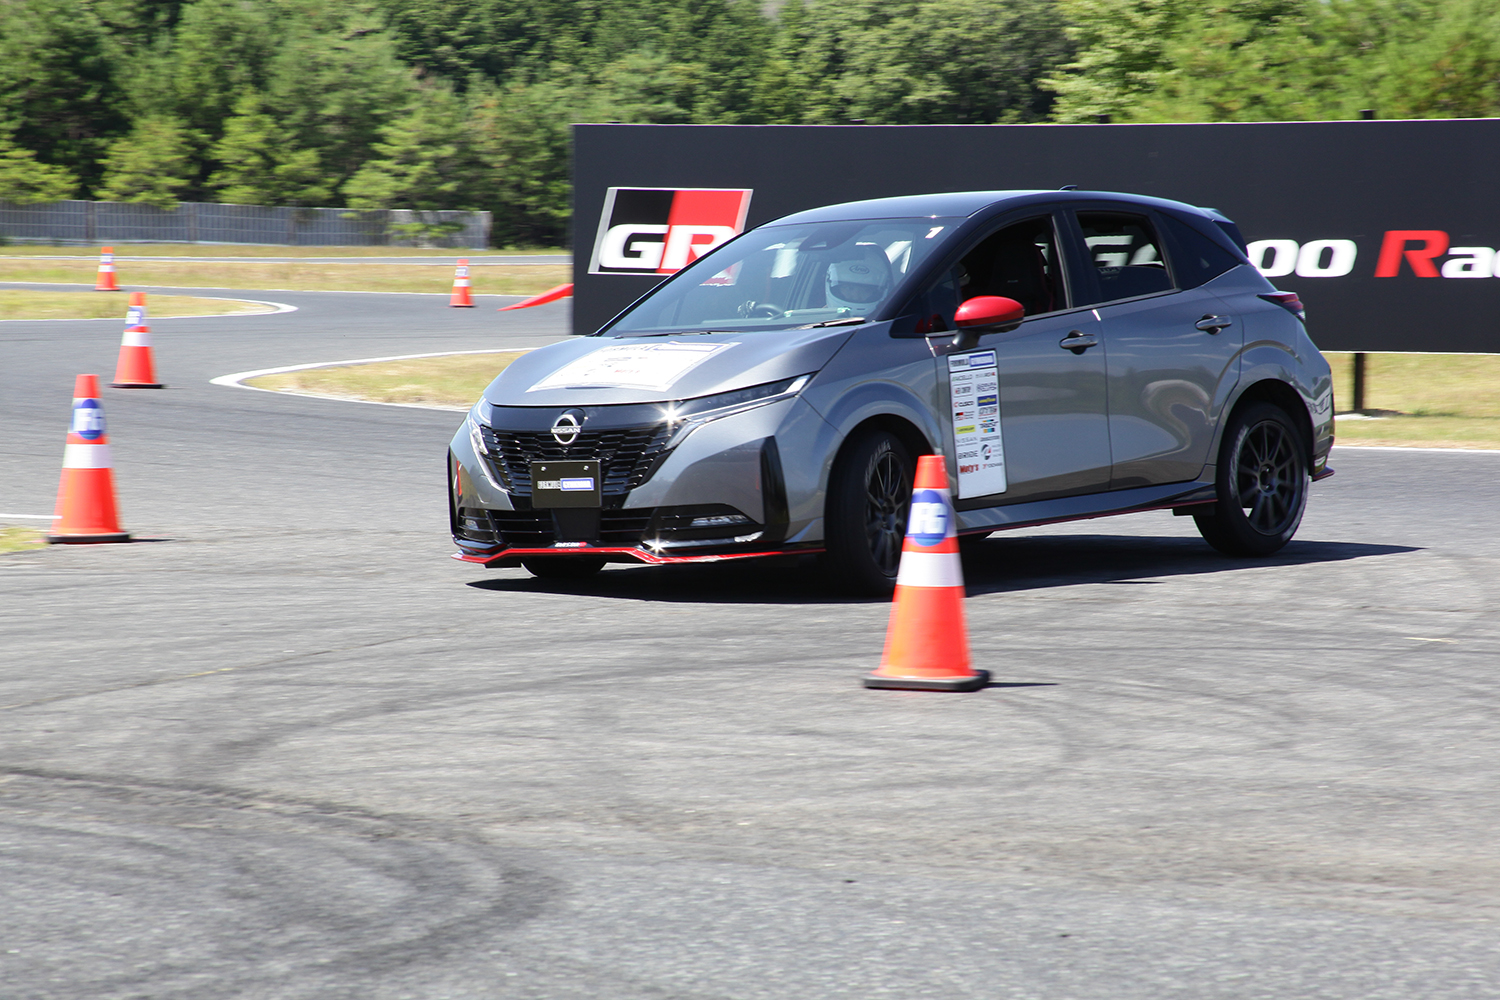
left=572, top=120, right=1500, bottom=353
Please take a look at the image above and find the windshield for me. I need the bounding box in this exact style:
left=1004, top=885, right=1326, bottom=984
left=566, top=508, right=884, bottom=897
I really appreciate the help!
left=604, top=218, right=958, bottom=334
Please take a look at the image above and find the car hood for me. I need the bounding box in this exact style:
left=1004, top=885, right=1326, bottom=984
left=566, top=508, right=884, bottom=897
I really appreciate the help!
left=483, top=328, right=860, bottom=407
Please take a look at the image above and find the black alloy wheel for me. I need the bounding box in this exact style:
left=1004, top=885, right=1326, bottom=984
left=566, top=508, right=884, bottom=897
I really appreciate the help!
left=825, top=430, right=914, bottom=595
left=1193, top=401, right=1308, bottom=556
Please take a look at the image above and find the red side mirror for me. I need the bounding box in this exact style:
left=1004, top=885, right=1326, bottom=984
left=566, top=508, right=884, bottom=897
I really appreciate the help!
left=955, top=295, right=1025, bottom=330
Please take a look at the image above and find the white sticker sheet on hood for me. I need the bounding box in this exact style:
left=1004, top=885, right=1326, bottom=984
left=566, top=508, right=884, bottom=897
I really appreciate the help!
left=527, top=342, right=734, bottom=393
left=949, top=349, right=1007, bottom=497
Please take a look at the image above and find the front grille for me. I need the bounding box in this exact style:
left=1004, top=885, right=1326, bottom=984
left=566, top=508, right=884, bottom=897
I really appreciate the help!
left=457, top=507, right=655, bottom=549
left=479, top=424, right=672, bottom=497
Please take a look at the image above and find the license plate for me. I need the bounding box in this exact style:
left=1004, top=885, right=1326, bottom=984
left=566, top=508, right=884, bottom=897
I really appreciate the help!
left=530, top=460, right=601, bottom=508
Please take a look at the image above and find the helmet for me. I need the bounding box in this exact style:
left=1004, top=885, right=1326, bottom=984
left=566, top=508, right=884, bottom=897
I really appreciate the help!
left=825, top=243, right=892, bottom=313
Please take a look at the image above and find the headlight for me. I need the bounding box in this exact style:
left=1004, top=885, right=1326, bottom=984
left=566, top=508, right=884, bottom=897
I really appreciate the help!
left=465, top=402, right=490, bottom=457
left=658, top=374, right=812, bottom=446
left=672, top=374, right=812, bottom=418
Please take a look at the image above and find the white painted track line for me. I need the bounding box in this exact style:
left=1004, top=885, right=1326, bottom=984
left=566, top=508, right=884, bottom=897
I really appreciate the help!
left=211, top=348, right=532, bottom=412
left=0, top=295, right=297, bottom=321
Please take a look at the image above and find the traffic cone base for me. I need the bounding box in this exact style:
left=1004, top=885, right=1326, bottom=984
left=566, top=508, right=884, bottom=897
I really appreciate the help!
left=48, top=375, right=130, bottom=544
left=864, top=668, right=990, bottom=692
left=862, top=454, right=986, bottom=692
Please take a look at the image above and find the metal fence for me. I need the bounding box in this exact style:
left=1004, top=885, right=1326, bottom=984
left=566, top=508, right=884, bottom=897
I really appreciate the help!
left=0, top=200, right=491, bottom=248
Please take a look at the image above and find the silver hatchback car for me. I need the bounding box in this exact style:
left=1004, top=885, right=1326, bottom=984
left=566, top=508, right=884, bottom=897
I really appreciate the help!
left=449, top=190, right=1333, bottom=593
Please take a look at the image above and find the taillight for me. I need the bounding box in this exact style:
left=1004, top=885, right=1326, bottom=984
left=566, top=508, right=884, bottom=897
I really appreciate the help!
left=1259, top=291, right=1305, bottom=321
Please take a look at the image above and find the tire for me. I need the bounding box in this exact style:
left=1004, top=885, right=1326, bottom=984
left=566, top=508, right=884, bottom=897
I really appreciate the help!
left=824, top=430, right=914, bottom=595
left=1193, top=401, right=1308, bottom=556
left=521, top=557, right=606, bottom=580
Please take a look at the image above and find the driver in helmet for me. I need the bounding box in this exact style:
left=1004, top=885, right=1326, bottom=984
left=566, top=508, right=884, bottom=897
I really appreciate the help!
left=825, top=243, right=893, bottom=314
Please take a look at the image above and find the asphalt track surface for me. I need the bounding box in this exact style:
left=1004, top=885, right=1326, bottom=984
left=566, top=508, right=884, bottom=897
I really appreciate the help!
left=2, top=287, right=1498, bottom=999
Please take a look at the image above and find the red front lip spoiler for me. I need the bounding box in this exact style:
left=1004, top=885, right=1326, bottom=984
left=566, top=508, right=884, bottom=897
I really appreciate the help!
left=452, top=544, right=819, bottom=567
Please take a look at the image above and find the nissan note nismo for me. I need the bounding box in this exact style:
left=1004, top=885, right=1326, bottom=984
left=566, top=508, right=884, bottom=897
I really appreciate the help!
left=449, top=190, right=1333, bottom=593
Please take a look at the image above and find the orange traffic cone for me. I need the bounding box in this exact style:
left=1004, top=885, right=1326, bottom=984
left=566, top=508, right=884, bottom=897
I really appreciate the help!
left=449, top=258, right=474, bottom=307
left=47, top=375, right=130, bottom=544
left=112, top=292, right=162, bottom=388
left=864, top=455, right=989, bottom=692
left=94, top=247, right=121, bottom=291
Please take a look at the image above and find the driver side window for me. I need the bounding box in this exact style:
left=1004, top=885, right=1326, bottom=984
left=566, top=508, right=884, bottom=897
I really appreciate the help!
left=914, top=216, right=1065, bottom=333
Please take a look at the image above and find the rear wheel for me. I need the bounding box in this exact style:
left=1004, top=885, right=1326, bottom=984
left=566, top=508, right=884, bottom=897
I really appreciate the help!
left=1193, top=401, right=1308, bottom=556
left=824, top=430, right=914, bottom=595
left=521, top=557, right=606, bottom=580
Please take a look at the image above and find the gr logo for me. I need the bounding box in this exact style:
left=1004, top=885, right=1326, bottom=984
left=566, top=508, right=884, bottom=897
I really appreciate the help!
left=589, top=188, right=752, bottom=275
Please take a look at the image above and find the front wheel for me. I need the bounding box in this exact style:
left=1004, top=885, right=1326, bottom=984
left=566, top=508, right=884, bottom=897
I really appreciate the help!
left=1193, top=401, right=1308, bottom=556
left=824, top=430, right=914, bottom=595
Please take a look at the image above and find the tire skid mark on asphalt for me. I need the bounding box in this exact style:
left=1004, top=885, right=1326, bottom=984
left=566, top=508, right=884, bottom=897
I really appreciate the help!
left=0, top=632, right=450, bottom=713
left=0, top=767, right=563, bottom=992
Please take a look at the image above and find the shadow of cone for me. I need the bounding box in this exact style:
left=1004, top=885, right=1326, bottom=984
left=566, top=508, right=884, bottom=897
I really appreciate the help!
left=94, top=246, right=120, bottom=291
left=112, top=292, right=163, bottom=388
left=449, top=259, right=475, bottom=307
left=864, top=454, right=988, bottom=692
left=47, top=375, right=130, bottom=544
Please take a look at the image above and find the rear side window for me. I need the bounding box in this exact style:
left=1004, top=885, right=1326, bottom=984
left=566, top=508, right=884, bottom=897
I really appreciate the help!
left=1158, top=213, right=1246, bottom=288
left=1076, top=212, right=1174, bottom=303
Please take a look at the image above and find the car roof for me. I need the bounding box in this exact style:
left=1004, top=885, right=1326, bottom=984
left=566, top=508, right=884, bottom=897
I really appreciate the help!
left=769, top=189, right=1223, bottom=225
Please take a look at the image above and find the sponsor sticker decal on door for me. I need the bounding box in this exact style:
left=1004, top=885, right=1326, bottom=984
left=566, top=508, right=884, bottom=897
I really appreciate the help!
left=589, top=188, right=753, bottom=275
left=949, top=350, right=1006, bottom=497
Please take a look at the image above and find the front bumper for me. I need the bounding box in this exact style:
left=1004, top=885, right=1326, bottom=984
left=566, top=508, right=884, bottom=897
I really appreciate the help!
left=448, top=394, right=830, bottom=567
left=451, top=502, right=821, bottom=567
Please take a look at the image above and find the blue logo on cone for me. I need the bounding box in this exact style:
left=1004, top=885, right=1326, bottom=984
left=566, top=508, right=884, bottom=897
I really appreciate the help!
left=72, top=398, right=104, bottom=440
left=907, top=488, right=950, bottom=546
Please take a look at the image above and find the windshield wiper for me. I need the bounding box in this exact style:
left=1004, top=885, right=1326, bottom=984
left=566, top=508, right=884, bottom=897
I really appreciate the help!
left=799, top=317, right=867, bottom=329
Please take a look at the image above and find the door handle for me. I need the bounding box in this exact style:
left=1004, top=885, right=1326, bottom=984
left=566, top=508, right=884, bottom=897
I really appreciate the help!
left=1196, top=314, right=1233, bottom=333
left=1059, top=330, right=1098, bottom=354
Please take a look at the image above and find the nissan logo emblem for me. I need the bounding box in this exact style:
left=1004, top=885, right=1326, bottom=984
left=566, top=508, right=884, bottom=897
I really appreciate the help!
left=551, top=412, right=582, bottom=446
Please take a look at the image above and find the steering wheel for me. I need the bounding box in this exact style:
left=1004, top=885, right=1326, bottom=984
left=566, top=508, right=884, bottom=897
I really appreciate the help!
left=739, top=300, right=785, bottom=319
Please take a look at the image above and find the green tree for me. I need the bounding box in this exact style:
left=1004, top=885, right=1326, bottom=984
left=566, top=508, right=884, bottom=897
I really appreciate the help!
left=1047, top=0, right=1218, bottom=122
left=343, top=83, right=481, bottom=212
left=96, top=115, right=198, bottom=207
left=468, top=75, right=612, bottom=246
left=207, top=94, right=330, bottom=206
left=154, top=0, right=277, bottom=136
left=0, top=0, right=126, bottom=192
left=1368, top=0, right=1500, bottom=118
left=1047, top=0, right=1500, bottom=124
left=0, top=133, right=80, bottom=203
left=764, top=0, right=1072, bottom=124
left=255, top=9, right=421, bottom=193
left=1121, top=4, right=1350, bottom=122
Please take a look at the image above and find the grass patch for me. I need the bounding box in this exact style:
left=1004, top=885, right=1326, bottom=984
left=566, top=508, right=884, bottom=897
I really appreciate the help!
left=246, top=352, right=526, bottom=408
left=1327, top=352, right=1500, bottom=449
left=0, top=526, right=47, bottom=553
left=0, top=259, right=570, bottom=295
left=0, top=289, right=272, bottom=320
left=0, top=244, right=563, bottom=257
